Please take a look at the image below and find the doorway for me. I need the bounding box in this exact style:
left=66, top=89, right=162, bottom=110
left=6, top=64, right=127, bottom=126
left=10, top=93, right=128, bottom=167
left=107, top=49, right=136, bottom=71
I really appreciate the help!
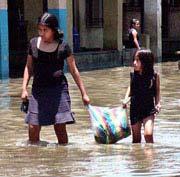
left=8, top=0, right=27, bottom=77
left=8, top=0, right=48, bottom=77
left=8, top=0, right=27, bottom=53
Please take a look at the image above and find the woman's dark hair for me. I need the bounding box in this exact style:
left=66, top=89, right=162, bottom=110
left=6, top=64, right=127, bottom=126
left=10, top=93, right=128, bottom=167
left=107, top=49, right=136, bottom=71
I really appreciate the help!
left=130, top=18, right=139, bottom=28
left=135, top=49, right=155, bottom=76
left=38, top=12, right=63, bottom=40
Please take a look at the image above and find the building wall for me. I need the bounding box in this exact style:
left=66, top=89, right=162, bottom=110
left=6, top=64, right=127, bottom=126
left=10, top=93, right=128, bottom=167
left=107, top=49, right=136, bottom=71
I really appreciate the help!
left=169, top=9, right=180, bottom=39
left=79, top=0, right=103, bottom=49
left=48, top=0, right=68, bottom=41
left=67, top=0, right=73, bottom=49
left=117, top=0, right=123, bottom=51
left=24, top=0, right=43, bottom=41
left=144, top=0, right=162, bottom=59
left=103, top=0, right=118, bottom=49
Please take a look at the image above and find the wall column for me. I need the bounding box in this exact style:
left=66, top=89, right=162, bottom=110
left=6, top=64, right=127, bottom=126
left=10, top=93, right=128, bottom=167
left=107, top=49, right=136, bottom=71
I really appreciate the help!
left=103, top=0, right=123, bottom=51
left=103, top=0, right=118, bottom=49
left=0, top=1, right=9, bottom=79
left=117, top=0, right=123, bottom=51
left=144, top=0, right=162, bottom=61
left=48, top=0, right=73, bottom=47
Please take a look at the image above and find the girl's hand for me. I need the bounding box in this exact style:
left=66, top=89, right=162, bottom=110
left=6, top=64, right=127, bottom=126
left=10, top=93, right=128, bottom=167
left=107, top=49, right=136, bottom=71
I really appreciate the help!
left=122, top=103, right=127, bottom=109
left=155, top=103, right=161, bottom=113
left=21, top=89, right=28, bottom=101
left=82, top=94, right=90, bottom=105
left=122, top=97, right=130, bottom=109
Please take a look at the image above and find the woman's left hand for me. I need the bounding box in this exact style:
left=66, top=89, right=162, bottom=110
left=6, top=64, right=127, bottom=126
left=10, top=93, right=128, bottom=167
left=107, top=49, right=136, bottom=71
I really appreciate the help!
left=82, top=94, right=90, bottom=105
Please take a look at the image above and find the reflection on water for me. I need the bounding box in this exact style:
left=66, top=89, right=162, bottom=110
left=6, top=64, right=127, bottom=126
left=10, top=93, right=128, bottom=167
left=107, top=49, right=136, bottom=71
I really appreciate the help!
left=0, top=79, right=10, bottom=110
left=0, top=61, right=179, bottom=177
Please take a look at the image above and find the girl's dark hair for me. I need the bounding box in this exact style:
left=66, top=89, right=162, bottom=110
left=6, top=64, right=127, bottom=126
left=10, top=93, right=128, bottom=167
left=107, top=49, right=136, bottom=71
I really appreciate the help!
left=38, top=12, right=64, bottom=40
left=135, top=49, right=155, bottom=76
left=130, top=18, right=139, bottom=28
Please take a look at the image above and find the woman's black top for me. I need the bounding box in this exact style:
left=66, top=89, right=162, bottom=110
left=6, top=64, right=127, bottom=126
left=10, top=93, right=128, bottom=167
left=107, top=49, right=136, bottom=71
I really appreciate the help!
left=28, top=37, right=72, bottom=88
left=128, top=28, right=140, bottom=48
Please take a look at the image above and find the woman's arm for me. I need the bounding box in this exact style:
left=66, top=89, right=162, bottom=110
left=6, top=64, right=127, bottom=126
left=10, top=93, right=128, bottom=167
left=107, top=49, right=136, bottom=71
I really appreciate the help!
left=155, top=73, right=161, bottom=112
left=132, top=30, right=141, bottom=50
left=67, top=55, right=90, bottom=105
left=21, top=55, right=33, bottom=101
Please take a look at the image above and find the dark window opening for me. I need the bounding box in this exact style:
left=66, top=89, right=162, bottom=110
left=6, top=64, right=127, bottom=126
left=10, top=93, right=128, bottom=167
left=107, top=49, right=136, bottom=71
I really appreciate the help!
left=124, top=0, right=143, bottom=7
left=8, top=0, right=27, bottom=52
left=8, top=0, right=28, bottom=77
left=162, top=0, right=169, bottom=38
left=170, top=0, right=180, bottom=7
left=86, top=0, right=103, bottom=28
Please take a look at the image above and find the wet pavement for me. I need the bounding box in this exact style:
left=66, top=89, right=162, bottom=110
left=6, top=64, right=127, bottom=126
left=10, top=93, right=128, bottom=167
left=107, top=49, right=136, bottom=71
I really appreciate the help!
left=0, top=61, right=179, bottom=177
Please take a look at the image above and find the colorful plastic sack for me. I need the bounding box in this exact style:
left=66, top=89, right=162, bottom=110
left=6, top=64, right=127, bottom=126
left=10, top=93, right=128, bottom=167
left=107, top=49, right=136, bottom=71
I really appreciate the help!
left=87, top=105, right=131, bottom=144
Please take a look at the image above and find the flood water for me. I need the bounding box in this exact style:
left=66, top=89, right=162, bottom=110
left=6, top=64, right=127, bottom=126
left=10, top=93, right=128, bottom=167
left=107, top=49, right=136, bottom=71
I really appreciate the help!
left=0, top=61, right=179, bottom=177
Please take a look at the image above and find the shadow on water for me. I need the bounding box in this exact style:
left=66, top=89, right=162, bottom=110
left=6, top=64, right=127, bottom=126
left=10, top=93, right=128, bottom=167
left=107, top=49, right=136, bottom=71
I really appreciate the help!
left=0, top=61, right=179, bottom=177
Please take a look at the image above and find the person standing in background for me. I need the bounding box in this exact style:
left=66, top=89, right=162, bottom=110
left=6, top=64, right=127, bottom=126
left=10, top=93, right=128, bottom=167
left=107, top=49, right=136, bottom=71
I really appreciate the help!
left=128, top=18, right=141, bottom=50
left=128, top=18, right=141, bottom=61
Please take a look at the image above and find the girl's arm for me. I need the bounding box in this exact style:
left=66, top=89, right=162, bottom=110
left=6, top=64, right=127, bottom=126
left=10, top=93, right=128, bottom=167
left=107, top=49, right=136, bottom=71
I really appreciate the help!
left=132, top=30, right=141, bottom=50
left=122, top=86, right=131, bottom=108
left=67, top=55, right=90, bottom=105
left=155, top=73, right=161, bottom=112
left=21, top=55, right=33, bottom=101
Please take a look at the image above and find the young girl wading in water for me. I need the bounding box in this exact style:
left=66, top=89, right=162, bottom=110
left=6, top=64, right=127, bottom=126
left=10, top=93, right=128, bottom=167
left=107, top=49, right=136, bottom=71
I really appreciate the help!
left=123, top=49, right=161, bottom=143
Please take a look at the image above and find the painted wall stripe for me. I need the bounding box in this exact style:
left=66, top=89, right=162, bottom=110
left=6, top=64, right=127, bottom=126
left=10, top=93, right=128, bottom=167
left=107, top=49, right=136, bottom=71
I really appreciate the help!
left=0, top=9, right=9, bottom=78
left=48, top=8, right=68, bottom=73
left=48, top=9, right=68, bottom=41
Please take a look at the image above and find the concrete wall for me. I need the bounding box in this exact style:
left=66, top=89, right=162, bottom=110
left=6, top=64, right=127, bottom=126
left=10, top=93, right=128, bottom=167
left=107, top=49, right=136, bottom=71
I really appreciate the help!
left=144, top=0, right=162, bottom=60
left=79, top=0, right=103, bottom=49
left=48, top=0, right=68, bottom=41
left=169, top=9, right=180, bottom=39
left=117, top=0, right=123, bottom=51
left=103, top=0, right=118, bottom=49
left=48, top=0, right=66, bottom=8
left=67, top=0, right=73, bottom=49
left=74, top=51, right=121, bottom=71
left=0, top=1, right=7, bottom=8
left=24, top=0, right=43, bottom=41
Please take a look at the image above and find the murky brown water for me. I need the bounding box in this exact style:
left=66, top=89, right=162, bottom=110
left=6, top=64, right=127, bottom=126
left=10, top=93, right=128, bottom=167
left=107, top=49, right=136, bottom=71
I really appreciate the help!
left=0, top=61, right=179, bottom=177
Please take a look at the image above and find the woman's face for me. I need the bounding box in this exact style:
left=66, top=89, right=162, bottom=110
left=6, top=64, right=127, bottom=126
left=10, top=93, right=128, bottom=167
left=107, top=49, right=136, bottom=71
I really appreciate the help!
left=133, top=21, right=140, bottom=30
left=133, top=53, right=142, bottom=72
left=38, top=25, right=55, bottom=42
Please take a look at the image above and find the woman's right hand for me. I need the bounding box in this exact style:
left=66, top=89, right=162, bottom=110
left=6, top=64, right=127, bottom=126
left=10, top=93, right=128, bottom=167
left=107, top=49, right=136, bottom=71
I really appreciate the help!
left=82, top=94, right=90, bottom=106
left=21, top=89, right=28, bottom=101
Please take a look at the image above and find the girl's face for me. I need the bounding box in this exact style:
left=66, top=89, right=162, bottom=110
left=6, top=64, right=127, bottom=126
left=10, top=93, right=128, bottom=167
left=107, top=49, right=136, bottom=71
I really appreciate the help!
left=38, top=25, right=55, bottom=42
left=133, top=54, right=142, bottom=73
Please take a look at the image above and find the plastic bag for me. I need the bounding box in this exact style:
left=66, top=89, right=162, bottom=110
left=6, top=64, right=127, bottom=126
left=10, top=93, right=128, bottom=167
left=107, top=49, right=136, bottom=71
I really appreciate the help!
left=87, top=104, right=131, bottom=144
